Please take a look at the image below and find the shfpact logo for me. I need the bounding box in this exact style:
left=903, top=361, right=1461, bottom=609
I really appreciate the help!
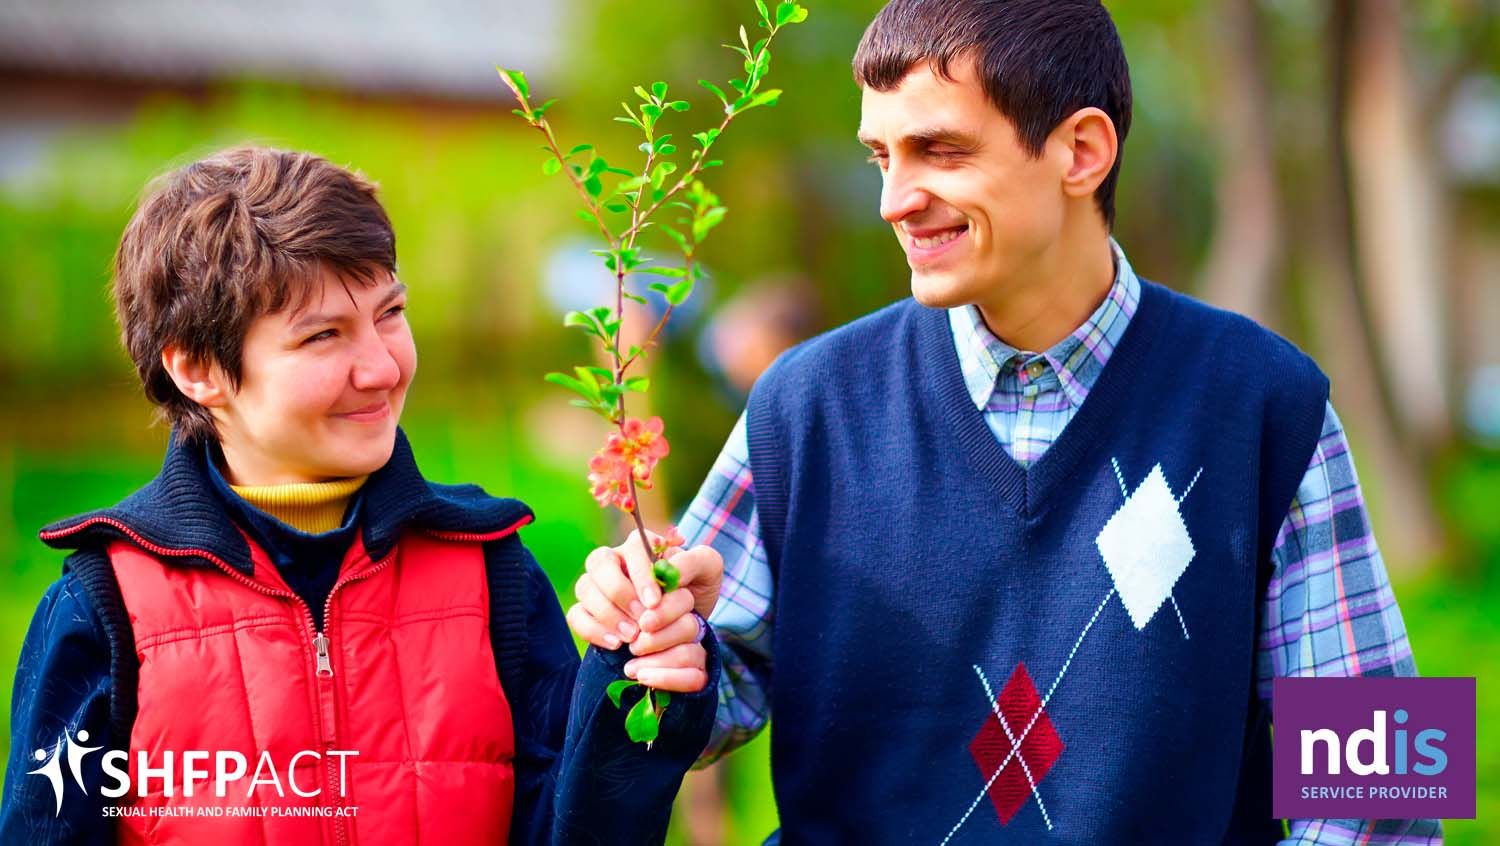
left=26, top=729, right=360, bottom=818
left=1273, top=677, right=1475, bottom=820
left=27, top=727, right=102, bottom=815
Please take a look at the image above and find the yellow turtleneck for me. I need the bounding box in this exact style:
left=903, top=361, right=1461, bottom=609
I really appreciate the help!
left=229, top=476, right=369, bottom=534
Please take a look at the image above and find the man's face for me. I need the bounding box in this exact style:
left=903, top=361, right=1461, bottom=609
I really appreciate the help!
left=859, top=54, right=1067, bottom=308
left=214, top=267, right=415, bottom=484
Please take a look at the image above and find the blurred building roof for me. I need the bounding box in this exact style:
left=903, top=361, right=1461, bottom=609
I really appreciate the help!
left=0, top=0, right=564, bottom=101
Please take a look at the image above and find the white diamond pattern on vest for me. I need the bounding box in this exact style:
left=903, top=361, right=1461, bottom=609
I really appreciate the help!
left=1095, top=461, right=1200, bottom=631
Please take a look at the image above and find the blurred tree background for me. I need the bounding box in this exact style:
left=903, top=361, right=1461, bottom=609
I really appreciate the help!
left=0, top=0, right=1496, bottom=841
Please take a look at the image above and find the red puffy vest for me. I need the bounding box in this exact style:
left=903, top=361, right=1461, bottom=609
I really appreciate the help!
left=104, top=523, right=521, bottom=845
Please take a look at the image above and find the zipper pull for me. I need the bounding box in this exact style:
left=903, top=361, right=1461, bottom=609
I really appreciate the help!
left=313, top=631, right=334, bottom=677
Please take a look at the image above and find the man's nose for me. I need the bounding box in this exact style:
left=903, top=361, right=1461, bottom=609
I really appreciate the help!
left=879, top=163, right=931, bottom=224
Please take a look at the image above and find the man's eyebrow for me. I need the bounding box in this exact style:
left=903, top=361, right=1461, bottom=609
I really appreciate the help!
left=289, top=281, right=408, bottom=333
left=857, top=127, right=981, bottom=150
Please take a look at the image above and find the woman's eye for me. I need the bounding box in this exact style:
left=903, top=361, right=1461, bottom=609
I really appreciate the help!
left=865, top=154, right=888, bottom=168
left=303, top=329, right=336, bottom=345
left=383, top=304, right=406, bottom=319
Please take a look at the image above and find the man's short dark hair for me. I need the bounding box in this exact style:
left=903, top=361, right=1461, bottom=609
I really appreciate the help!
left=854, top=0, right=1132, bottom=228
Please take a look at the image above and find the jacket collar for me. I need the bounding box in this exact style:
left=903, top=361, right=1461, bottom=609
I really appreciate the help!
left=39, top=427, right=533, bottom=575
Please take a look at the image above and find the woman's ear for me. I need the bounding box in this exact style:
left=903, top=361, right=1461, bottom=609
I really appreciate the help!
left=1056, top=106, right=1119, bottom=201
left=161, top=345, right=229, bottom=408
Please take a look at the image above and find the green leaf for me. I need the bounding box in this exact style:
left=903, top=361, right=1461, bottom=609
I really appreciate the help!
left=622, top=290, right=647, bottom=305
left=698, top=80, right=729, bottom=105
left=639, top=266, right=686, bottom=278
left=542, top=158, right=561, bottom=176
left=653, top=560, right=681, bottom=593
left=497, top=67, right=530, bottom=100
left=574, top=210, right=595, bottom=224
left=583, top=176, right=603, bottom=198
left=591, top=248, right=617, bottom=272
left=659, top=226, right=689, bottom=250
left=693, top=206, right=728, bottom=242
left=533, top=98, right=558, bottom=117
left=665, top=278, right=695, bottom=306
left=563, top=310, right=605, bottom=340
left=603, top=201, right=630, bottom=214
left=586, top=157, right=608, bottom=177
left=651, top=81, right=668, bottom=100
left=625, top=694, right=660, bottom=743
left=668, top=100, right=690, bottom=112
left=624, top=377, right=651, bottom=392
left=651, top=161, right=678, bottom=190
left=654, top=690, right=671, bottom=710
left=633, top=85, right=652, bottom=102
left=747, top=89, right=782, bottom=110
left=544, top=371, right=596, bottom=401
left=657, top=144, right=677, bottom=156
left=607, top=679, right=638, bottom=708
left=641, top=103, right=663, bottom=121
left=755, top=0, right=769, bottom=24
left=567, top=143, right=593, bottom=157
left=626, top=345, right=644, bottom=360
left=775, top=1, right=809, bottom=26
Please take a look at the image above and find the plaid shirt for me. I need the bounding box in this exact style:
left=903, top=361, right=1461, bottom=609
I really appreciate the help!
left=679, top=242, right=1441, bottom=843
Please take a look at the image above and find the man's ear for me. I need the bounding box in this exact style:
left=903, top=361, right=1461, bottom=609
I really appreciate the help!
left=1055, top=107, right=1118, bottom=201
left=161, top=345, right=230, bottom=408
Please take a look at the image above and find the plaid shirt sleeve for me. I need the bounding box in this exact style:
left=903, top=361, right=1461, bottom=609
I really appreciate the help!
left=678, top=412, right=774, bottom=766
left=1261, top=400, right=1443, bottom=844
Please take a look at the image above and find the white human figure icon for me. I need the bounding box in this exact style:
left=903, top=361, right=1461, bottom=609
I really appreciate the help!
left=28, top=738, right=65, bottom=815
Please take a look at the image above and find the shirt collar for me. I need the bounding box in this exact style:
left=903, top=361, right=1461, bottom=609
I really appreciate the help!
left=950, top=238, right=1141, bottom=411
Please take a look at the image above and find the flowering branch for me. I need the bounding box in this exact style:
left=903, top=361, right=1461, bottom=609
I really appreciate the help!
left=500, top=0, right=808, bottom=746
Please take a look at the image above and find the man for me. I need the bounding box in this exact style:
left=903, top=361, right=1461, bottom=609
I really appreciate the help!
left=568, top=1, right=1442, bottom=842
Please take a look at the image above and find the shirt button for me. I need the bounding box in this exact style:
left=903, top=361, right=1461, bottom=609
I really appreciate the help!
left=1027, top=361, right=1045, bottom=379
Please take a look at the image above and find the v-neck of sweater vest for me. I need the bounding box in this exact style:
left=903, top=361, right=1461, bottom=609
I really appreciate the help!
left=919, top=276, right=1175, bottom=520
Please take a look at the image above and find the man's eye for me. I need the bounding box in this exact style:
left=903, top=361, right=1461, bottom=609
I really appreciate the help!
left=383, top=304, right=406, bottom=319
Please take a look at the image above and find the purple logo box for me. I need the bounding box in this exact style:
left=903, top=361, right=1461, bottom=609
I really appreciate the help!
left=1273, top=677, right=1475, bottom=819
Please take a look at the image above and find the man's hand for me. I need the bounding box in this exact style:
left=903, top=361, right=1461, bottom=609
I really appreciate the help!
left=565, top=529, right=723, bottom=692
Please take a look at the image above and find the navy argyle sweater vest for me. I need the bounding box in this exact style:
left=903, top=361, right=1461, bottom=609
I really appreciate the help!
left=744, top=278, right=1329, bottom=845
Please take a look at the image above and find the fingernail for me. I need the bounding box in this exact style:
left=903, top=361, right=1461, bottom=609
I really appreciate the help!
left=629, top=600, right=646, bottom=617
left=623, top=661, right=638, bottom=678
left=603, top=634, right=621, bottom=649
left=644, top=586, right=661, bottom=608
left=618, top=620, right=638, bottom=641
left=639, top=611, right=658, bottom=631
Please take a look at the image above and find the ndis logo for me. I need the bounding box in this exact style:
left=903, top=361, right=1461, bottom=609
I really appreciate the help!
left=1272, top=677, right=1475, bottom=820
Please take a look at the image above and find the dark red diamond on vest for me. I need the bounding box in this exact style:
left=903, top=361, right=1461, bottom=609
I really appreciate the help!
left=968, top=662, right=1064, bottom=826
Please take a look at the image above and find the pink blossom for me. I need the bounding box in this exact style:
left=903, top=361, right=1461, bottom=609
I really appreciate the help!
left=587, top=417, right=672, bottom=513
left=650, top=525, right=686, bottom=559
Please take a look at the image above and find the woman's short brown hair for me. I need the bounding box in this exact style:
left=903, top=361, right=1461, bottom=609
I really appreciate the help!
left=112, top=146, right=397, bottom=444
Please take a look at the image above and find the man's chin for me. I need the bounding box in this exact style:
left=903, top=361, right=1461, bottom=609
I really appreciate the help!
left=908, top=269, right=974, bottom=310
